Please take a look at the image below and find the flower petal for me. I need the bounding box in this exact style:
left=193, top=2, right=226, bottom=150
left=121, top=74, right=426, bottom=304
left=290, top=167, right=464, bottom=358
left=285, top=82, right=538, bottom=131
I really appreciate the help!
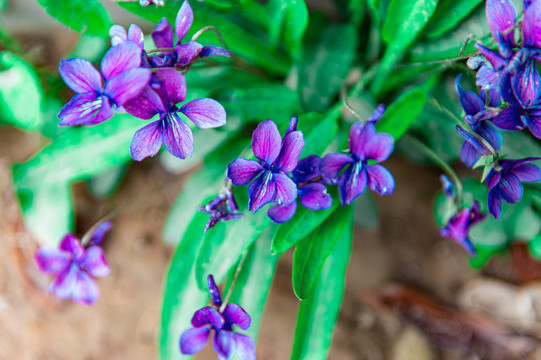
left=273, top=172, right=297, bottom=206
left=213, top=331, right=234, bottom=360
left=163, top=113, right=194, bottom=159
left=488, top=188, right=503, bottom=218
left=152, top=18, right=173, bottom=48
left=320, top=153, right=354, bottom=181
left=460, top=141, right=482, bottom=167
left=101, top=41, right=143, bottom=80
left=231, top=333, right=256, bottom=360
left=88, top=221, right=113, bottom=246
left=153, top=69, right=187, bottom=107
left=252, top=119, right=282, bottom=164
left=474, top=43, right=507, bottom=71
left=455, top=75, right=485, bottom=116
left=179, top=327, right=210, bottom=355
left=130, top=119, right=164, bottom=161
left=513, top=163, right=541, bottom=183
left=123, top=86, right=166, bottom=120
left=71, top=271, right=99, bottom=305
left=338, top=163, right=367, bottom=205
left=109, top=24, right=127, bottom=46
left=366, top=164, right=395, bottom=196
left=293, top=155, right=321, bottom=183
left=498, top=173, right=523, bottom=203
left=180, top=98, right=226, bottom=129
left=48, top=265, right=78, bottom=300
left=223, top=303, right=251, bottom=330
left=274, top=130, right=304, bottom=172
left=298, top=183, right=332, bottom=210
left=34, top=247, right=70, bottom=275
left=475, top=121, right=502, bottom=150
left=526, top=110, right=541, bottom=139
left=58, top=93, right=113, bottom=126
left=199, top=46, right=233, bottom=58
left=207, top=274, right=222, bottom=307
left=175, top=0, right=194, bottom=42
left=175, top=41, right=203, bottom=67
left=60, top=233, right=85, bottom=260
left=512, top=60, right=541, bottom=108
left=368, top=104, right=386, bottom=123
left=486, top=0, right=516, bottom=48
left=59, top=58, right=102, bottom=94
left=80, top=246, right=110, bottom=277
left=104, top=67, right=151, bottom=106
left=493, top=106, right=526, bottom=130
left=267, top=201, right=297, bottom=223
left=248, top=171, right=276, bottom=213
left=127, top=24, right=145, bottom=48
left=523, top=0, right=541, bottom=48
left=227, top=158, right=264, bottom=186
left=192, top=306, right=225, bottom=329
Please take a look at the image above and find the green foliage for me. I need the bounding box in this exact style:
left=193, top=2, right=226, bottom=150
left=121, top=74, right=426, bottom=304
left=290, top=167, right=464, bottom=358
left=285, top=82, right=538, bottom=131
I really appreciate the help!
left=297, top=110, right=340, bottom=157
left=424, top=0, right=484, bottom=38
left=268, top=0, right=309, bottom=59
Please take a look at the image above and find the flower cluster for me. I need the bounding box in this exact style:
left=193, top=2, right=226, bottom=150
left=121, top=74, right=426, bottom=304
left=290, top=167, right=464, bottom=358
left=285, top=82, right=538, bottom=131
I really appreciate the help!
left=58, top=0, right=230, bottom=161
left=180, top=275, right=255, bottom=360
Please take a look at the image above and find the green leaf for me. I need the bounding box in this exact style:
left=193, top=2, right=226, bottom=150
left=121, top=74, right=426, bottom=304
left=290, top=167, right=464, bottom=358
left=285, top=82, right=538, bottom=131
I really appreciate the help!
left=297, top=110, right=340, bottom=158
left=293, top=205, right=353, bottom=299
left=12, top=114, right=142, bottom=190
left=36, top=0, right=111, bottom=36
left=159, top=212, right=209, bottom=360
left=268, top=0, right=309, bottom=59
left=16, top=182, right=73, bottom=246
left=424, top=0, right=484, bottom=39
left=87, top=166, right=126, bottom=198
left=0, top=52, right=44, bottom=131
left=529, top=231, right=541, bottom=259
left=298, top=19, right=358, bottom=112
left=290, top=220, right=352, bottom=359
left=354, top=192, right=379, bottom=229
left=377, top=88, right=427, bottom=140
left=469, top=245, right=505, bottom=269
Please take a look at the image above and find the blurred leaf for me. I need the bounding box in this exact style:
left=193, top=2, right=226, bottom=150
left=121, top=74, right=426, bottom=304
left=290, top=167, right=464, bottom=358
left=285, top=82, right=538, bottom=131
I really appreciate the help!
left=298, top=110, right=340, bottom=157
left=69, top=34, right=109, bottom=63
left=424, top=0, right=484, bottom=39
left=298, top=19, right=358, bottom=112
left=529, top=231, right=541, bottom=259
left=290, top=221, right=352, bottom=359
left=0, top=52, right=43, bottom=131
left=36, top=0, right=111, bottom=37
left=87, top=166, right=126, bottom=198
left=378, top=87, right=427, bottom=140
left=268, top=0, right=309, bottom=59
left=292, top=205, right=353, bottom=299
left=0, top=0, right=6, bottom=12
left=378, top=62, right=444, bottom=96
left=16, top=182, right=73, bottom=247
left=159, top=212, right=209, bottom=360
left=354, top=192, right=379, bottom=229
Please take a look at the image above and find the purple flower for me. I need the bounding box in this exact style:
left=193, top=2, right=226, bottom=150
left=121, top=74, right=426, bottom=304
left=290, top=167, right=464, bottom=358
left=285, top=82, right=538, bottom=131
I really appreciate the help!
left=179, top=275, right=255, bottom=360
left=123, top=68, right=226, bottom=161
left=486, top=158, right=541, bottom=218
left=198, top=187, right=244, bottom=233
left=440, top=174, right=455, bottom=199
left=440, top=201, right=485, bottom=256
left=320, top=121, right=395, bottom=205
left=227, top=117, right=304, bottom=213
left=267, top=155, right=332, bottom=223
left=109, top=24, right=144, bottom=48
left=58, top=41, right=151, bottom=126
left=33, top=222, right=112, bottom=305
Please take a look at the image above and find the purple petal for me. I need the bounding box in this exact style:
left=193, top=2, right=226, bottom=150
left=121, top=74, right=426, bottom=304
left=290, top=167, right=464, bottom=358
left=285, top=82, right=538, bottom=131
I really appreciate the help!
left=200, top=46, right=233, bottom=58
left=354, top=122, right=394, bottom=162
left=232, top=333, right=256, bottom=360
left=130, top=119, right=164, bottom=161
left=104, top=67, right=151, bottom=106
left=87, top=221, right=112, bottom=246
left=163, top=113, right=193, bottom=159
left=486, top=0, right=516, bottom=48
left=487, top=168, right=501, bottom=190
left=513, top=163, right=541, bottom=182
left=123, top=86, right=166, bottom=120
left=80, top=246, right=110, bottom=277
left=338, top=163, right=367, bottom=205
left=223, top=303, right=251, bottom=330
left=526, top=114, right=541, bottom=139
left=127, top=24, right=144, bottom=48
left=179, top=327, right=210, bottom=355
left=349, top=122, right=369, bottom=158
left=34, top=247, right=70, bottom=275
left=293, top=155, right=321, bottom=183
left=71, top=271, right=99, bottom=305
left=48, top=265, right=78, bottom=299
left=493, top=106, right=526, bottom=130
left=152, top=18, right=173, bottom=48
left=175, top=41, right=203, bottom=67
left=109, top=25, right=127, bottom=46
left=252, top=119, right=282, bottom=165
left=320, top=153, right=354, bottom=181
left=523, top=0, right=541, bottom=48
left=59, top=233, right=85, bottom=260
left=366, top=164, right=395, bottom=196
left=180, top=98, right=226, bottom=129
left=227, top=158, right=264, bottom=186
left=512, top=61, right=541, bottom=108
left=440, top=174, right=455, bottom=198
left=274, top=130, right=304, bottom=172
left=267, top=201, right=297, bottom=223
left=58, top=93, right=113, bottom=126
left=59, top=58, right=102, bottom=94
left=498, top=174, right=523, bottom=203
left=475, top=43, right=507, bottom=70
left=207, top=275, right=222, bottom=307
left=476, top=64, right=500, bottom=90
left=100, top=42, right=142, bottom=80
left=192, top=306, right=225, bottom=329
left=175, top=0, right=194, bottom=42
left=456, top=125, right=490, bottom=155
left=480, top=88, right=502, bottom=107
left=488, top=189, right=503, bottom=218
left=298, top=183, right=332, bottom=210
left=475, top=121, right=502, bottom=150
left=455, top=75, right=485, bottom=116
left=152, top=69, right=187, bottom=107
left=273, top=172, right=297, bottom=206
left=460, top=141, right=482, bottom=167
left=368, top=104, right=386, bottom=123
left=213, top=331, right=234, bottom=360
left=248, top=171, right=276, bottom=213
left=286, top=116, right=298, bottom=135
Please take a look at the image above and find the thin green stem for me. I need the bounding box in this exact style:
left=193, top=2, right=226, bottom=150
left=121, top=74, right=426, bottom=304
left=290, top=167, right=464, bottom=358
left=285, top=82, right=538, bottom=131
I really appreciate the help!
left=219, top=250, right=248, bottom=313
left=191, top=26, right=227, bottom=49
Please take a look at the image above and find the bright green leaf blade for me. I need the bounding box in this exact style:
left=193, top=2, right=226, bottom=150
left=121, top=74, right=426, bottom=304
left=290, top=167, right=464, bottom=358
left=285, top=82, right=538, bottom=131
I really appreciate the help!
left=36, top=0, right=111, bottom=36
left=424, top=0, right=484, bottom=39
left=268, top=0, right=309, bottom=59
left=293, top=205, right=353, bottom=299
left=377, top=88, right=427, bottom=140
left=297, top=110, right=340, bottom=158
left=0, top=52, right=44, bottom=131
left=290, top=221, right=352, bottom=360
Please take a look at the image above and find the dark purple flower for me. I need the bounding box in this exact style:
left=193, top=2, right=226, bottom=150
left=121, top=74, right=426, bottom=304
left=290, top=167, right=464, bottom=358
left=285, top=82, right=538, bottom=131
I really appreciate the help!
left=58, top=41, right=151, bottom=126
left=33, top=222, right=112, bottom=305
left=179, top=275, right=255, bottom=360
left=123, top=68, right=226, bottom=161
left=198, top=187, right=244, bottom=232
left=486, top=158, right=541, bottom=218
left=227, top=117, right=304, bottom=213
left=320, top=120, right=395, bottom=205
left=440, top=174, right=455, bottom=199
left=440, top=201, right=485, bottom=256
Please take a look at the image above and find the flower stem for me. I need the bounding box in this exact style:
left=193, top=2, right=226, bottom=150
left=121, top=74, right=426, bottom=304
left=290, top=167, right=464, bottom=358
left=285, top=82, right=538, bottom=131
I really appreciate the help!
left=146, top=47, right=175, bottom=54
left=219, top=250, right=248, bottom=313
left=191, top=25, right=227, bottom=49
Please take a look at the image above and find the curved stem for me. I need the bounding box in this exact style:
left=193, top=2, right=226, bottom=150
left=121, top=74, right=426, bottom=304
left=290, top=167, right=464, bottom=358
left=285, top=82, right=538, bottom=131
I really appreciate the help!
left=219, top=250, right=248, bottom=313
left=191, top=25, right=227, bottom=49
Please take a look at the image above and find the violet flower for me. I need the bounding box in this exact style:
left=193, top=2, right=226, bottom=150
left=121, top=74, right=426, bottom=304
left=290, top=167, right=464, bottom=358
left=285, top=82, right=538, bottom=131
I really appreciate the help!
left=440, top=174, right=455, bottom=199
left=33, top=222, right=112, bottom=305
left=58, top=41, right=151, bottom=126
left=198, top=187, right=244, bottom=233
left=320, top=121, right=395, bottom=205
left=227, top=117, right=304, bottom=213
left=109, top=24, right=144, bottom=48
left=123, top=68, right=226, bottom=161
left=179, top=275, right=255, bottom=360
left=486, top=157, right=541, bottom=218
left=440, top=201, right=485, bottom=256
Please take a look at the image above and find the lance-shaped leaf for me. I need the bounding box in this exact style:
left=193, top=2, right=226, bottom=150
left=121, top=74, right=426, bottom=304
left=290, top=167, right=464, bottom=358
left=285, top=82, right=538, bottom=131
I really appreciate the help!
left=267, top=0, right=309, bottom=59
left=424, top=0, right=484, bottom=39
left=377, top=87, right=427, bottom=140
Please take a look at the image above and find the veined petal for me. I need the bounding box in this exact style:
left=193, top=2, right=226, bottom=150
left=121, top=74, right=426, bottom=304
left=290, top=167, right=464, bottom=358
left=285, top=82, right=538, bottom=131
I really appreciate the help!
left=460, top=141, right=482, bottom=167
left=213, top=331, right=234, bottom=360
left=349, top=121, right=369, bottom=158
left=320, top=153, right=354, bottom=180
left=227, top=158, right=264, bottom=186
left=475, top=121, right=502, bottom=150
left=152, top=18, right=173, bottom=48
left=71, top=271, right=99, bottom=305
left=162, top=113, right=194, bottom=159
left=273, top=172, right=297, bottom=206
left=361, top=126, right=394, bottom=162
left=493, top=106, right=526, bottom=130
left=130, top=119, right=164, bottom=161
left=207, top=275, right=222, bottom=307
left=80, top=246, right=110, bottom=277
left=123, top=86, right=166, bottom=120
left=192, top=306, right=225, bottom=329
left=60, top=233, right=85, bottom=260
left=179, top=327, right=210, bottom=355
left=59, top=58, right=102, bottom=93
left=248, top=171, right=276, bottom=213
left=127, top=24, right=144, bottom=48
left=274, top=130, right=304, bottom=172
left=87, top=221, right=113, bottom=246
left=523, top=0, right=541, bottom=48
left=175, top=0, right=194, bottom=42
left=525, top=110, right=541, bottom=139
left=48, top=265, right=78, bottom=299
left=231, top=333, right=256, bottom=360
left=104, top=67, right=151, bottom=106
left=366, top=164, right=395, bottom=196
left=180, top=98, right=226, bottom=129
left=488, top=188, right=503, bottom=218
left=223, top=303, right=251, bottom=330
left=338, top=163, right=367, bottom=205
left=455, top=75, right=485, bottom=116
left=512, top=61, right=541, bottom=108
left=252, top=119, right=282, bottom=164
left=175, top=41, right=203, bottom=67
left=58, top=93, right=113, bottom=126
left=486, top=0, right=516, bottom=48
left=34, top=247, right=70, bottom=275
left=475, top=43, right=507, bottom=70
left=292, top=155, right=321, bottom=183
left=298, top=183, right=332, bottom=210
left=100, top=41, right=142, bottom=80
left=513, top=162, right=541, bottom=182
left=268, top=201, right=297, bottom=223
left=498, top=173, right=523, bottom=203
left=200, top=46, right=233, bottom=58
left=153, top=68, right=187, bottom=107
left=109, top=24, right=127, bottom=46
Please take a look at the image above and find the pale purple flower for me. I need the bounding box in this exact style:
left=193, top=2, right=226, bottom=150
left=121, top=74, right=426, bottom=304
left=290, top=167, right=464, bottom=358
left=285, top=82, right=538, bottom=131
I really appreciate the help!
left=109, top=24, right=144, bottom=48
left=33, top=222, right=112, bottom=305
left=440, top=201, right=485, bottom=256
